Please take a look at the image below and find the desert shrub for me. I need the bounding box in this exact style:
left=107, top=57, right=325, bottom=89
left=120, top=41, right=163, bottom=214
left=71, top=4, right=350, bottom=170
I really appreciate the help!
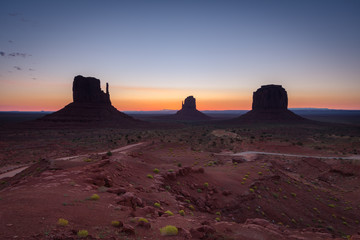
left=216, top=211, right=221, bottom=216
left=249, top=188, right=255, bottom=193
left=83, top=158, right=92, bottom=162
left=197, top=188, right=202, bottom=193
left=189, top=205, right=195, bottom=211
left=106, top=151, right=112, bottom=156
left=111, top=221, right=121, bottom=227
left=154, top=202, right=161, bottom=208
left=185, top=199, right=191, bottom=203
left=147, top=174, right=154, bottom=179
left=77, top=230, right=88, bottom=238
left=258, top=172, right=263, bottom=175
left=90, top=194, right=100, bottom=200
left=153, top=168, right=160, bottom=174
left=204, top=182, right=209, bottom=188
left=291, top=193, right=297, bottom=197
left=138, top=217, right=149, bottom=223
left=177, top=162, right=182, bottom=167
left=168, top=169, right=174, bottom=172
left=179, top=210, right=185, bottom=216
left=165, top=185, right=171, bottom=191
left=328, top=204, right=336, bottom=208
left=215, top=217, right=221, bottom=222
left=160, top=225, right=178, bottom=236
left=165, top=210, right=174, bottom=216
left=57, top=218, right=68, bottom=226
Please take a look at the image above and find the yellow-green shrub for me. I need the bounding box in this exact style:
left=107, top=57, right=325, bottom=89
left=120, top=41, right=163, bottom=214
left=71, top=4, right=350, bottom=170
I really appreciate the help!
left=77, top=230, right=88, bottom=238
left=57, top=218, right=68, bottom=226
left=165, top=210, right=174, bottom=216
left=138, top=217, right=149, bottom=223
left=160, top=225, right=178, bottom=236
left=90, top=194, right=100, bottom=200
left=111, top=221, right=120, bottom=227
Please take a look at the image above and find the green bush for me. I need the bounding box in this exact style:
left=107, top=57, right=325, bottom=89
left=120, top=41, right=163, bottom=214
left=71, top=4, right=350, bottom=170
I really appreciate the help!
left=147, top=174, right=154, bottom=179
left=160, top=225, right=178, bottom=236
left=153, top=168, right=160, bottom=174
left=77, top=230, right=88, bottom=238
left=204, top=182, right=209, bottom=188
left=179, top=210, right=185, bottom=216
left=106, top=151, right=112, bottom=156
left=154, top=202, right=161, bottom=208
left=197, top=188, right=202, bottom=193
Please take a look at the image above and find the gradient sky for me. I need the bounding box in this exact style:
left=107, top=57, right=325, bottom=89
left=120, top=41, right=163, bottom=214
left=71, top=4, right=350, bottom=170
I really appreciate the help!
left=1, top=0, right=360, bottom=111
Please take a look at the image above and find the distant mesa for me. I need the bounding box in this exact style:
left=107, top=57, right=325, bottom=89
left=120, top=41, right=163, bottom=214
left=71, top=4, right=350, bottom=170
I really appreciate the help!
left=160, top=96, right=211, bottom=121
left=39, top=75, right=142, bottom=127
left=234, top=84, right=304, bottom=122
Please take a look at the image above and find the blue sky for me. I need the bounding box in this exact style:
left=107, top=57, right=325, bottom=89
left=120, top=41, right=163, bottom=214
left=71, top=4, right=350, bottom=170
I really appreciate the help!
left=1, top=0, right=360, bottom=110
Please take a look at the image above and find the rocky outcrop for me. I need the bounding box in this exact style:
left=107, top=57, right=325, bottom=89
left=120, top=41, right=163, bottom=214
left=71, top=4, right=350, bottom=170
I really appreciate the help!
left=232, top=84, right=304, bottom=122
left=39, top=75, right=144, bottom=127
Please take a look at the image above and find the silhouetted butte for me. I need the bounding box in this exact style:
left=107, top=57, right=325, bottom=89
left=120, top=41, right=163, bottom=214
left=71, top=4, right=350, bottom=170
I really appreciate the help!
left=40, top=75, right=142, bottom=127
left=233, top=84, right=304, bottom=122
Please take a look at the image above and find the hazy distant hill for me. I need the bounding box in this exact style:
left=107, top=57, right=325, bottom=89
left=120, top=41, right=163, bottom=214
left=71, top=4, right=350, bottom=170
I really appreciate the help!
left=1, top=108, right=360, bottom=125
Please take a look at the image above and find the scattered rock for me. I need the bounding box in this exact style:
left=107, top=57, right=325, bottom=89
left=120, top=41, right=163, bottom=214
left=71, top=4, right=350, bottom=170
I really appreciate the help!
left=107, top=187, right=126, bottom=195
left=115, top=192, right=144, bottom=209
left=121, top=225, right=135, bottom=235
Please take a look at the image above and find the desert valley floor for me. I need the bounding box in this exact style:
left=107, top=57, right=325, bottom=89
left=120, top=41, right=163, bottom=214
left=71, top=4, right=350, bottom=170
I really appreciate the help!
left=1, top=122, right=360, bottom=239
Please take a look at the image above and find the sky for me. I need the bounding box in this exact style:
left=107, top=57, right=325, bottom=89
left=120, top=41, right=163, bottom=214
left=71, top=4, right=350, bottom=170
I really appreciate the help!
left=1, top=0, right=360, bottom=111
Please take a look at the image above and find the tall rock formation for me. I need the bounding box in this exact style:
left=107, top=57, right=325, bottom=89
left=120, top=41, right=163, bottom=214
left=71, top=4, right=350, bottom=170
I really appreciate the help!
left=39, top=75, right=143, bottom=127
left=181, top=96, right=196, bottom=110
left=72, top=76, right=110, bottom=104
left=234, top=84, right=304, bottom=122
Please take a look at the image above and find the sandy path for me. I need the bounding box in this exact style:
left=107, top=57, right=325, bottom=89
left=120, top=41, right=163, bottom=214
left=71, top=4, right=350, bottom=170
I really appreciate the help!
left=0, top=142, right=146, bottom=180
left=219, top=151, right=360, bottom=161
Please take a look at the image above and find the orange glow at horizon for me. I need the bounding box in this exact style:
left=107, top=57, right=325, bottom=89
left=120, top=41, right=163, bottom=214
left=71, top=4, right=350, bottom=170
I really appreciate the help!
left=1, top=83, right=360, bottom=111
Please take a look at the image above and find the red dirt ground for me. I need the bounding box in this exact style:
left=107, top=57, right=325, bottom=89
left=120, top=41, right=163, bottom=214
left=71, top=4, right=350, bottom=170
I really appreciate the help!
left=1, top=123, right=360, bottom=239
